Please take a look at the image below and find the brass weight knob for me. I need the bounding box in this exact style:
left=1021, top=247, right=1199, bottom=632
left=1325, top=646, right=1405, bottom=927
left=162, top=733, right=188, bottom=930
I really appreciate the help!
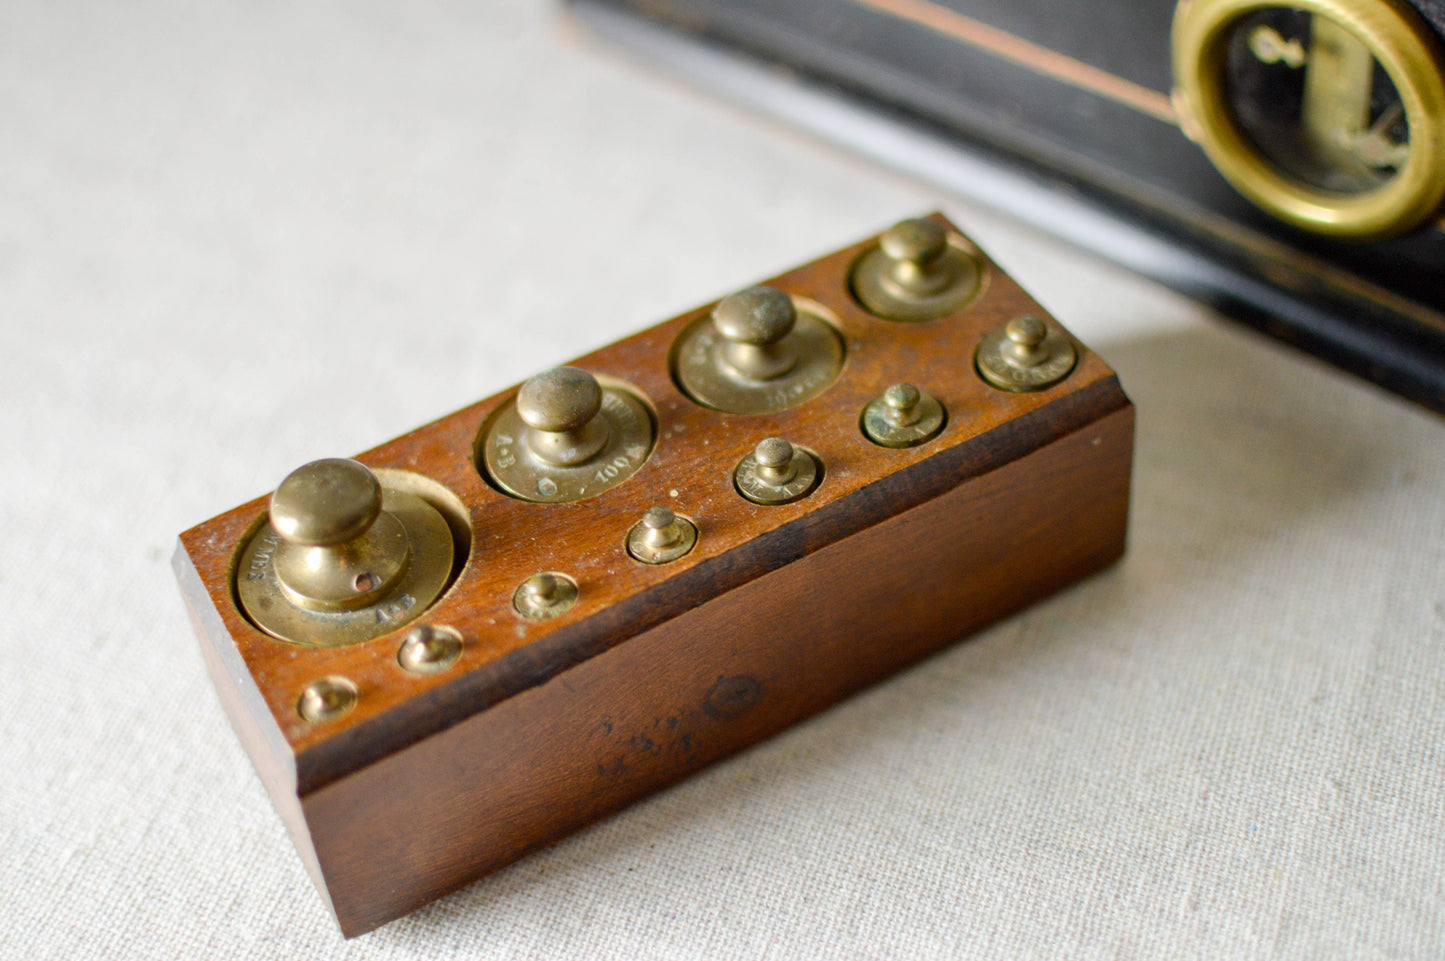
left=851, top=217, right=984, bottom=322
left=480, top=367, right=655, bottom=503
left=712, top=286, right=799, bottom=380
left=270, top=459, right=410, bottom=611
left=879, top=219, right=954, bottom=296
left=236, top=458, right=457, bottom=648
left=672, top=285, right=845, bottom=415
left=517, top=366, right=609, bottom=467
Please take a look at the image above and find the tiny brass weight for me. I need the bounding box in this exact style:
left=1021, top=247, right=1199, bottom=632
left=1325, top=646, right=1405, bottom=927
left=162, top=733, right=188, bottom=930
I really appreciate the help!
left=851, top=217, right=985, bottom=322
left=673, top=286, right=845, bottom=415
left=976, top=316, right=1078, bottom=392
left=298, top=676, right=359, bottom=724
left=235, top=459, right=455, bottom=648
left=397, top=624, right=463, bottom=675
left=733, top=437, right=820, bottom=505
left=512, top=572, right=579, bottom=621
left=482, top=366, right=655, bottom=504
left=627, top=506, right=698, bottom=565
left=861, top=383, right=947, bottom=448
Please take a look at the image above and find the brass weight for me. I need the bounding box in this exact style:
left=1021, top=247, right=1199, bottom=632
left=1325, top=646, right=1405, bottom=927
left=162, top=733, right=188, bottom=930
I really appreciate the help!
left=236, top=459, right=456, bottom=648
left=850, top=218, right=986, bottom=322
left=975, top=316, right=1078, bottom=392
left=673, top=286, right=845, bottom=415
left=480, top=367, right=655, bottom=504
left=860, top=383, right=947, bottom=448
left=733, top=437, right=821, bottom=505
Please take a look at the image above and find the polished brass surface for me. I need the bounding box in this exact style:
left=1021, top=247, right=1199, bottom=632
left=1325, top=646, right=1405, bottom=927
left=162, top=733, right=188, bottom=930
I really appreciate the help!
left=298, top=676, right=358, bottom=723
left=396, top=624, right=463, bottom=675
left=516, top=366, right=610, bottom=467
left=267, top=459, right=411, bottom=612
left=270, top=458, right=383, bottom=547
left=1173, top=0, right=1445, bottom=239
left=626, top=506, right=698, bottom=564
left=733, top=437, right=820, bottom=505
left=713, top=286, right=801, bottom=379
left=237, top=462, right=456, bottom=648
left=481, top=368, right=654, bottom=504
left=976, top=316, right=1078, bottom=392
left=861, top=383, right=947, bottom=448
left=673, top=287, right=845, bottom=415
left=850, top=218, right=986, bottom=321
left=512, top=572, right=579, bottom=621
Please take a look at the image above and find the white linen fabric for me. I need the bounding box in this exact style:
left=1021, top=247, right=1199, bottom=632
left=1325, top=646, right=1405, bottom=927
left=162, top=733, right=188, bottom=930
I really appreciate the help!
left=2, top=2, right=1441, bottom=959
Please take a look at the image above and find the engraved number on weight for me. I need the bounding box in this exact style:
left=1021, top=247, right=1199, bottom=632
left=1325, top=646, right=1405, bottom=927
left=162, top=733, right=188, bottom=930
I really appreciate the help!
left=374, top=593, right=416, bottom=624
left=493, top=433, right=516, bottom=470
left=595, top=454, right=634, bottom=484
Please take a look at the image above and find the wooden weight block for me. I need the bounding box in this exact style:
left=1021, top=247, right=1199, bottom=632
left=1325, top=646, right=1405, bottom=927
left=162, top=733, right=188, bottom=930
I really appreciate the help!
left=174, top=214, right=1134, bottom=937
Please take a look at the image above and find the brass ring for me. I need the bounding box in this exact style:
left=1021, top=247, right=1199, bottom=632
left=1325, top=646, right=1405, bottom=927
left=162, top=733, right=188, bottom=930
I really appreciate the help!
left=1172, top=0, right=1445, bottom=239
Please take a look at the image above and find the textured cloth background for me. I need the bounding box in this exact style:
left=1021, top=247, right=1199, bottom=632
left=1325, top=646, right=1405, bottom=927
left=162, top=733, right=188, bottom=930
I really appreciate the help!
left=3, top=2, right=1443, bottom=958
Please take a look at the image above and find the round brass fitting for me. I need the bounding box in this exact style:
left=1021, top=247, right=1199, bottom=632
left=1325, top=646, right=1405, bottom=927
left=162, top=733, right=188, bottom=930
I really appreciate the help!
left=397, top=624, right=463, bottom=675
left=1172, top=0, right=1445, bottom=239
left=297, top=676, right=358, bottom=724
left=236, top=460, right=456, bottom=648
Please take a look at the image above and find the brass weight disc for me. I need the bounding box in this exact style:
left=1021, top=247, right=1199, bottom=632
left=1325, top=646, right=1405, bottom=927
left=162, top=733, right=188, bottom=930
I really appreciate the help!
left=237, top=488, right=455, bottom=648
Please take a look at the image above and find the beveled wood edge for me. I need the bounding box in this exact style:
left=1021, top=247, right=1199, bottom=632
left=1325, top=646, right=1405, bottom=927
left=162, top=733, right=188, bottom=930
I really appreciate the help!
left=291, top=373, right=1133, bottom=793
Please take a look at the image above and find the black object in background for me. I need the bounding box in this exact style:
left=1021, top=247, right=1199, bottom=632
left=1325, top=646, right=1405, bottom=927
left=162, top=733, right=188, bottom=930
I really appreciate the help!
left=575, top=0, right=1445, bottom=412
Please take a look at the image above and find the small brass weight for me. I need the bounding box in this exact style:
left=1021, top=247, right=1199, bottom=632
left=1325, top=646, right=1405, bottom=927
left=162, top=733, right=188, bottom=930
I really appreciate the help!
left=673, top=286, right=845, bottom=415
left=975, top=316, right=1077, bottom=392
left=236, top=458, right=455, bottom=648
left=850, top=217, right=985, bottom=322
left=481, top=366, right=655, bottom=503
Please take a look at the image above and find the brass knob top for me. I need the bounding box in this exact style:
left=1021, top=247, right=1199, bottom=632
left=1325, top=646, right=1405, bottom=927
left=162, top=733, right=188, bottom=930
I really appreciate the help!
left=713, top=286, right=796, bottom=348
left=753, top=437, right=795, bottom=474
left=642, top=506, right=677, bottom=533
left=879, top=218, right=948, bottom=270
left=884, top=383, right=921, bottom=419
left=522, top=572, right=562, bottom=604
left=1006, top=315, right=1048, bottom=351
left=517, top=367, right=603, bottom=435
left=270, top=458, right=383, bottom=547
